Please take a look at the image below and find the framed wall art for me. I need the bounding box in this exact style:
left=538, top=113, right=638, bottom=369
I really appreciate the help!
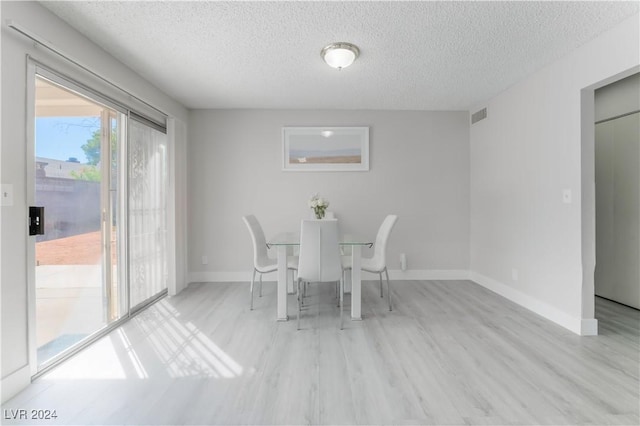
left=282, top=126, right=369, bottom=172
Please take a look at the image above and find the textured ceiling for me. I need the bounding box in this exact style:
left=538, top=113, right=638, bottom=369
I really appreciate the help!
left=41, top=1, right=639, bottom=111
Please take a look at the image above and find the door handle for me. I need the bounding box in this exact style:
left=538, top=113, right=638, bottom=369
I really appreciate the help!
left=29, top=206, right=45, bottom=236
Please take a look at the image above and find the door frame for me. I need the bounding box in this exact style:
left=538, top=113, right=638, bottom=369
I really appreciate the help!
left=25, top=57, right=174, bottom=378
left=580, top=65, right=640, bottom=334
left=26, top=61, right=37, bottom=375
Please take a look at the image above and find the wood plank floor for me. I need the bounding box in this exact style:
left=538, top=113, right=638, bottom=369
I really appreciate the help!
left=2, top=280, right=639, bottom=425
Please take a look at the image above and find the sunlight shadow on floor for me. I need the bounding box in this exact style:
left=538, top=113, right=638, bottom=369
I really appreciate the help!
left=41, top=300, right=243, bottom=381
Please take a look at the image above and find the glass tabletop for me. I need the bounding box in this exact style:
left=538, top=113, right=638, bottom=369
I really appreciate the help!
left=267, top=232, right=373, bottom=247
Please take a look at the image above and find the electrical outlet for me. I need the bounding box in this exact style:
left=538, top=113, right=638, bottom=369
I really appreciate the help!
left=512, top=268, right=519, bottom=281
left=562, top=189, right=572, bottom=204
left=201, top=255, right=208, bottom=265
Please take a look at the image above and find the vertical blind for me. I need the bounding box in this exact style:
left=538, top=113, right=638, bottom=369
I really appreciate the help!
left=128, top=117, right=168, bottom=309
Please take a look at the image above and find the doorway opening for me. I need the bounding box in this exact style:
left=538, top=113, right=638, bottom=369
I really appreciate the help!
left=594, top=73, right=640, bottom=313
left=582, top=68, right=640, bottom=336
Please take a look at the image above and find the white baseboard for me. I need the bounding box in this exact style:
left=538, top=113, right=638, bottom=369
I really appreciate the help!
left=470, top=271, right=595, bottom=336
left=1, top=364, right=30, bottom=404
left=581, top=318, right=598, bottom=336
left=188, top=269, right=596, bottom=336
left=386, top=269, right=470, bottom=280
left=188, top=269, right=471, bottom=284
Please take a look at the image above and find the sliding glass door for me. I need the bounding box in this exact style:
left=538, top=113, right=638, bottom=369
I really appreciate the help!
left=33, top=76, right=124, bottom=366
left=30, top=66, right=169, bottom=373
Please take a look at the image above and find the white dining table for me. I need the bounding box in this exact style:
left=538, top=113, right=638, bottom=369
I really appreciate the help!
left=267, top=232, right=373, bottom=321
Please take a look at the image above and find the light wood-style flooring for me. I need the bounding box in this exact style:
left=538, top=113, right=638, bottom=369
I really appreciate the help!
left=3, top=280, right=639, bottom=425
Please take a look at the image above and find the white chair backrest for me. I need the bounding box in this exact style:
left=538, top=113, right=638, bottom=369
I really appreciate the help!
left=372, top=215, right=398, bottom=268
left=242, top=215, right=270, bottom=268
left=297, top=219, right=342, bottom=282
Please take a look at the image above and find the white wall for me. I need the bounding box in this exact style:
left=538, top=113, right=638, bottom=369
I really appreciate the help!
left=1, top=1, right=189, bottom=402
left=172, top=118, right=190, bottom=296
left=188, top=109, right=469, bottom=282
left=469, top=13, right=640, bottom=335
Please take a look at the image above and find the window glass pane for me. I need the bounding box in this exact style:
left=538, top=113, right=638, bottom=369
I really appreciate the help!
left=34, top=76, right=122, bottom=366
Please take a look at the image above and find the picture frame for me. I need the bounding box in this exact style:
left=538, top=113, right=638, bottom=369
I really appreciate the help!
left=282, top=126, right=369, bottom=172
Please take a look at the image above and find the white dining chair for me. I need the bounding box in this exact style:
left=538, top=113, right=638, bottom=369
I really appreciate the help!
left=342, top=214, right=398, bottom=311
left=242, top=215, right=298, bottom=310
left=296, top=219, right=345, bottom=330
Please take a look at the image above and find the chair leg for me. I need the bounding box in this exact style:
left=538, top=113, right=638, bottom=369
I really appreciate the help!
left=379, top=273, right=383, bottom=297
left=250, top=269, right=257, bottom=310
left=385, top=268, right=392, bottom=311
left=340, top=279, right=344, bottom=330
left=297, top=279, right=301, bottom=330
left=259, top=274, right=263, bottom=297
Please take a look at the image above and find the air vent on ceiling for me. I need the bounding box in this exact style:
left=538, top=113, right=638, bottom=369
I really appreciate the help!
left=471, top=108, right=487, bottom=124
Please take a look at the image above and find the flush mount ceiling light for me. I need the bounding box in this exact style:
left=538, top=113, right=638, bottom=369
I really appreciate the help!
left=321, top=42, right=360, bottom=70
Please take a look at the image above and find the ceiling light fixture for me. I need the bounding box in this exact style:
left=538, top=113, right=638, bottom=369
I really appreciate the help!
left=321, top=42, right=360, bottom=70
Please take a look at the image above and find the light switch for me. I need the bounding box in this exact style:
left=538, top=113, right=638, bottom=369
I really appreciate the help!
left=1, top=184, right=14, bottom=206
left=562, top=189, right=572, bottom=204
